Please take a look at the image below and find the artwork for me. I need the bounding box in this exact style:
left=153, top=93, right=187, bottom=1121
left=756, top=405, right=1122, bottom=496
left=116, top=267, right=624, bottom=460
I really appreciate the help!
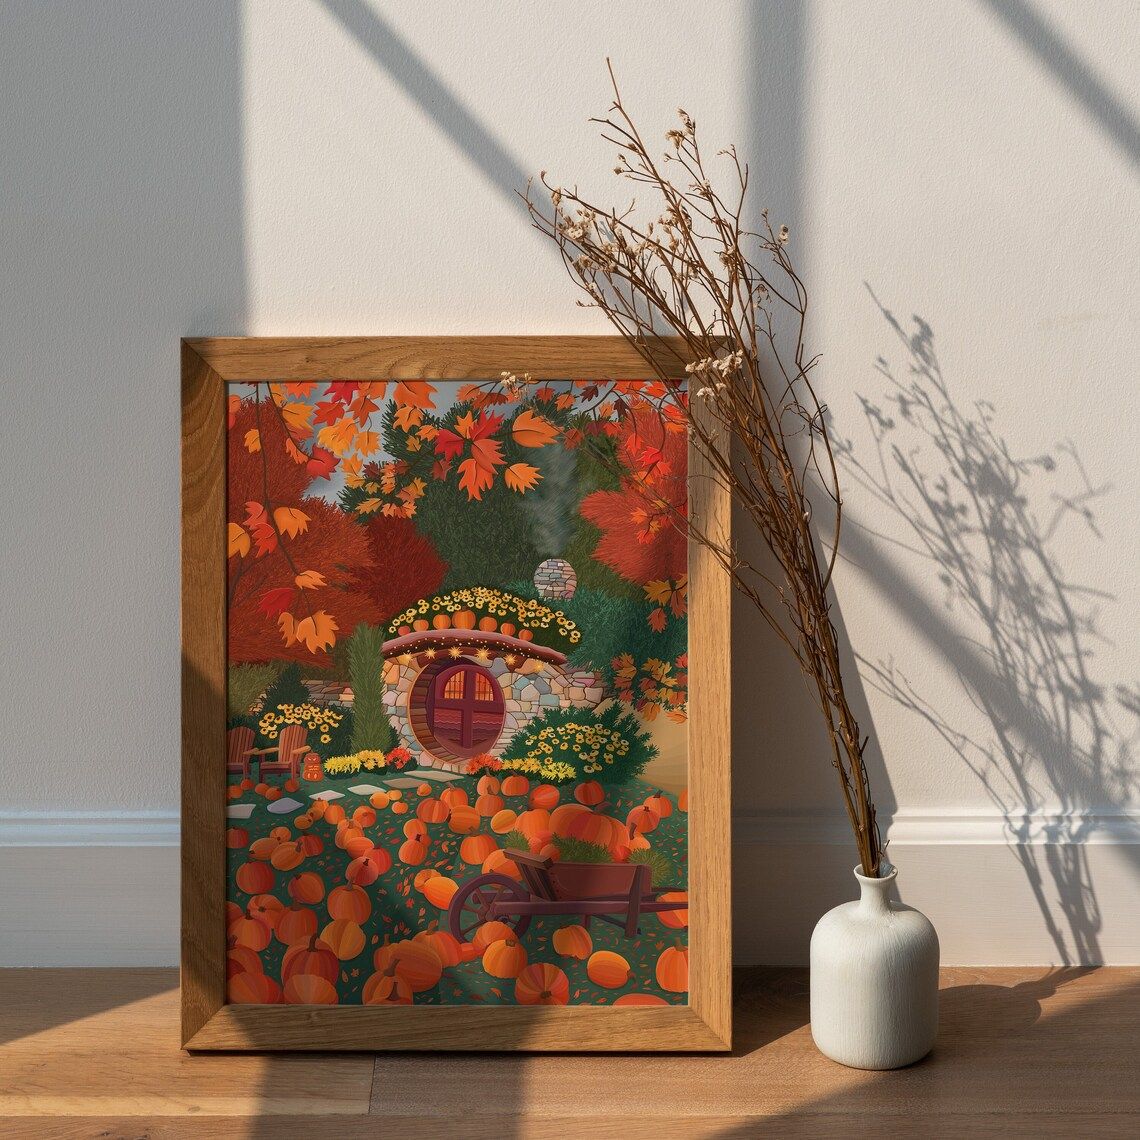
left=224, top=375, right=693, bottom=1007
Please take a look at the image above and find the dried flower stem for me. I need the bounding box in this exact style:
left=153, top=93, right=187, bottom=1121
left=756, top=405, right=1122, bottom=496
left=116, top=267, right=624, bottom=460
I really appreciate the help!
left=522, top=64, right=882, bottom=874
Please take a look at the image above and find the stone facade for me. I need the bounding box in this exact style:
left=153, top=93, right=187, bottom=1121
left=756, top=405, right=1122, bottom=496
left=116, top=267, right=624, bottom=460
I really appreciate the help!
left=533, top=557, right=577, bottom=600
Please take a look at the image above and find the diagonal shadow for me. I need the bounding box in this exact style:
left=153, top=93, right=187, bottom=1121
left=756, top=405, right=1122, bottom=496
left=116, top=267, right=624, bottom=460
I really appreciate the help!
left=979, top=0, right=1140, bottom=167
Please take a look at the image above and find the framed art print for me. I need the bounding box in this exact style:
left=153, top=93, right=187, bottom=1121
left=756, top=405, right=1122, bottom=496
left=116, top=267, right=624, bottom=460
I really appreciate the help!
left=182, top=337, right=730, bottom=1050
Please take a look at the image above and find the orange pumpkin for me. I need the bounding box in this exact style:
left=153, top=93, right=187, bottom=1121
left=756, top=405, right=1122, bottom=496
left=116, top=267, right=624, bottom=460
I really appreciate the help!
left=248, top=836, right=279, bottom=861
left=226, top=943, right=263, bottom=978
left=248, top=894, right=284, bottom=930
left=320, top=918, right=366, bottom=960
left=552, top=924, right=592, bottom=959
left=298, top=833, right=324, bottom=857
left=478, top=615, right=498, bottom=632
left=413, top=868, right=440, bottom=892
left=656, top=943, right=689, bottom=993
left=574, top=780, right=605, bottom=806
left=370, top=790, right=391, bottom=809
left=281, top=935, right=340, bottom=984
left=362, top=966, right=412, bottom=1005
left=283, top=778, right=300, bottom=794
left=269, top=840, right=305, bottom=871
left=475, top=792, right=504, bottom=817
left=514, top=963, right=569, bottom=1005
left=614, top=993, right=669, bottom=1006
left=477, top=775, right=501, bottom=795
left=414, top=922, right=465, bottom=968
left=327, top=884, right=372, bottom=923
left=515, top=808, right=551, bottom=841
left=499, top=621, right=516, bottom=637
left=389, top=789, right=403, bottom=800
left=501, top=774, right=529, bottom=796
left=677, top=787, right=689, bottom=812
left=288, top=871, right=326, bottom=904
left=453, top=609, right=477, bottom=629
left=226, top=826, right=250, bottom=849
left=275, top=903, right=318, bottom=946
left=227, top=784, right=242, bottom=801
left=283, top=973, right=338, bottom=1005
left=626, top=804, right=660, bottom=835
left=643, top=790, right=674, bottom=819
left=482, top=849, right=522, bottom=881
left=225, top=900, right=243, bottom=925
left=446, top=805, right=480, bottom=834
left=422, top=876, right=458, bottom=909
left=235, top=860, right=275, bottom=895
left=227, top=971, right=282, bottom=1004
left=459, top=833, right=498, bottom=865
left=309, top=798, right=328, bottom=819
left=417, top=797, right=450, bottom=824
left=228, top=908, right=271, bottom=952
left=482, top=937, right=528, bottom=979
left=353, top=805, right=378, bottom=827
left=334, top=824, right=364, bottom=851
left=254, top=782, right=269, bottom=796
left=240, top=778, right=254, bottom=792
left=398, top=834, right=429, bottom=865
left=390, top=939, right=443, bottom=992
left=269, top=826, right=292, bottom=842
left=265, top=787, right=282, bottom=802
left=472, top=920, right=516, bottom=951
left=390, top=801, right=409, bottom=815
left=294, top=813, right=313, bottom=830
left=412, top=618, right=430, bottom=632
left=417, top=782, right=433, bottom=796
left=528, top=784, right=560, bottom=810
left=402, top=819, right=429, bottom=841
left=518, top=628, right=533, bottom=642
left=440, top=786, right=469, bottom=808
left=587, top=950, right=631, bottom=989
left=550, top=802, right=590, bottom=836
left=657, top=891, right=688, bottom=929
left=432, top=613, right=451, bottom=629
left=343, top=833, right=375, bottom=860
left=323, top=803, right=346, bottom=825
left=346, top=850, right=389, bottom=885
left=490, top=808, right=518, bottom=834
left=568, top=806, right=625, bottom=849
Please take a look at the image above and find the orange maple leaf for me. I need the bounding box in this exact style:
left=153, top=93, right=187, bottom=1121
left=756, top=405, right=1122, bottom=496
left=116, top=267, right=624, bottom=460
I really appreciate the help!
left=272, top=506, right=310, bottom=539
left=511, top=409, right=559, bottom=448
left=503, top=462, right=542, bottom=493
left=393, top=404, right=424, bottom=432
left=227, top=522, right=250, bottom=559
left=293, top=611, right=338, bottom=654
left=393, top=381, right=436, bottom=410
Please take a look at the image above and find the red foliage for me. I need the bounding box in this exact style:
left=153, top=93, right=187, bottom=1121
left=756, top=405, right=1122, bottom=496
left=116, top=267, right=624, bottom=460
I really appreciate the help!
left=352, top=514, right=448, bottom=623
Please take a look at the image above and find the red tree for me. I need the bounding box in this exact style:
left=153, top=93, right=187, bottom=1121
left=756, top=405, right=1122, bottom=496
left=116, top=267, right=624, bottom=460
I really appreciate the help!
left=352, top=514, right=448, bottom=624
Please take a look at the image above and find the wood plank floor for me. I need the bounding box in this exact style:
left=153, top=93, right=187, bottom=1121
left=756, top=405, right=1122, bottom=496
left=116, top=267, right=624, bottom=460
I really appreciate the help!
left=1, top=966, right=1137, bottom=1137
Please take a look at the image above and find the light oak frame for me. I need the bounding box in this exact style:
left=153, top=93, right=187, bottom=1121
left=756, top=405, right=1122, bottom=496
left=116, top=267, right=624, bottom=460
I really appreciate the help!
left=182, top=337, right=731, bottom=1051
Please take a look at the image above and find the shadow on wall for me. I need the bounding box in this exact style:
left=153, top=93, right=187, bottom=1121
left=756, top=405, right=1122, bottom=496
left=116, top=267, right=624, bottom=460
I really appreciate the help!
left=832, top=291, right=1139, bottom=965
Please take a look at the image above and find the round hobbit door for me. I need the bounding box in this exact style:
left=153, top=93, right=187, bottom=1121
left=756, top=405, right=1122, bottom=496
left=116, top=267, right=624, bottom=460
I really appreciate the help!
left=424, top=662, right=505, bottom=757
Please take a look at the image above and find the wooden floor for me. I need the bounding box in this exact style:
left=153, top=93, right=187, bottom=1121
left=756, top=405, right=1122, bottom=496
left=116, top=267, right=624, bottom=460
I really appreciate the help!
left=1, top=967, right=1137, bottom=1138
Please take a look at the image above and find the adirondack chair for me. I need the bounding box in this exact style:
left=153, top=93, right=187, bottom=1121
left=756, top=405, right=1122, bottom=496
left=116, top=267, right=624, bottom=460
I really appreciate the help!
left=247, top=722, right=308, bottom=782
left=226, top=726, right=256, bottom=781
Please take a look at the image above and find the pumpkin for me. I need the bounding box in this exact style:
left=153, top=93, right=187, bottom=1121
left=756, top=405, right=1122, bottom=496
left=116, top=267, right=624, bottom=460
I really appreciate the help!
left=321, top=918, right=366, bottom=960
left=362, top=966, right=412, bottom=1005
left=453, top=609, right=477, bottom=629
left=678, top=787, right=689, bottom=812
left=613, top=993, right=669, bottom=1006
left=574, top=780, right=605, bottom=806
left=228, top=908, right=271, bottom=952
left=335, top=824, right=365, bottom=851
left=248, top=836, right=279, bottom=861
left=281, top=934, right=340, bottom=984
left=323, top=803, right=346, bottom=825
left=227, top=784, right=242, bottom=801
left=417, top=782, right=433, bottom=796
left=288, top=871, right=326, bottom=904
left=514, top=963, right=569, bottom=1005
left=389, top=789, right=403, bottom=800
left=402, top=819, right=428, bottom=841
left=414, top=921, right=465, bottom=968
left=412, top=618, right=430, bottom=631
left=389, top=939, right=443, bottom=992
left=481, top=849, right=522, bottom=881
left=248, top=893, right=284, bottom=930
left=284, top=778, right=300, bottom=794
left=413, top=868, right=440, bottom=892
left=538, top=842, right=560, bottom=861
left=398, top=834, right=429, bottom=865
left=657, top=891, right=688, bottom=929
left=343, top=833, right=375, bottom=860
left=254, top=782, right=269, bottom=796
left=477, top=775, right=501, bottom=796
left=240, top=778, right=254, bottom=792
left=552, top=924, right=592, bottom=960
left=501, top=774, right=530, bottom=796
left=643, top=790, right=674, bottom=819
left=309, top=798, right=328, bottom=819
left=422, top=876, right=458, bottom=909
left=225, top=900, right=243, bottom=925
left=527, top=829, right=554, bottom=854
left=276, top=903, right=318, bottom=946
left=499, top=621, right=516, bottom=636
left=265, top=787, right=282, bottom=802
left=550, top=803, right=590, bottom=836
left=475, top=792, right=504, bottom=817
left=515, top=808, right=551, bottom=841
left=482, top=937, right=528, bottom=979
left=226, top=943, right=263, bottom=978
left=587, top=950, right=631, bottom=989
left=269, top=826, right=292, bottom=842
left=327, top=884, right=372, bottom=923
left=459, top=833, right=498, bottom=865
left=346, top=851, right=388, bottom=885
left=489, top=808, right=518, bottom=834
left=472, top=920, right=516, bottom=951
left=431, top=613, right=451, bottom=629
left=235, top=860, right=275, bottom=895
left=626, top=804, right=661, bottom=835
left=457, top=940, right=481, bottom=963
left=528, top=784, right=560, bottom=810
left=298, top=833, right=324, bottom=857
left=270, top=841, right=305, bottom=871
left=568, top=806, right=625, bottom=849
left=440, top=786, right=469, bottom=808
left=446, top=805, right=479, bottom=834
left=417, top=797, right=450, bottom=824
left=294, top=813, right=313, bottom=830
left=226, top=827, right=250, bottom=849
left=518, top=628, right=533, bottom=642
left=283, top=973, right=338, bottom=1005
left=370, top=790, right=391, bottom=809
left=227, top=971, right=281, bottom=1004
left=352, top=805, right=378, bottom=827
left=656, top=943, right=689, bottom=993
left=390, top=801, right=409, bottom=815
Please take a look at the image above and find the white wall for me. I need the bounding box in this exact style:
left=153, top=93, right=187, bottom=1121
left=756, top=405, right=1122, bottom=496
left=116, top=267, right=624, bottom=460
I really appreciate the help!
left=2, top=0, right=1137, bottom=965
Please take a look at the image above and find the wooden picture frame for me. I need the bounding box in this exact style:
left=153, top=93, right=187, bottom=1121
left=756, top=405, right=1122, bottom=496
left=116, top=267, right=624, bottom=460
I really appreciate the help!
left=182, top=337, right=731, bottom=1051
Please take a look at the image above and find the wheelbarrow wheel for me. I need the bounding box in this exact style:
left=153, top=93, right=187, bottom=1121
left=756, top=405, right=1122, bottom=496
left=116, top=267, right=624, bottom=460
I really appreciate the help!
left=447, top=873, right=532, bottom=943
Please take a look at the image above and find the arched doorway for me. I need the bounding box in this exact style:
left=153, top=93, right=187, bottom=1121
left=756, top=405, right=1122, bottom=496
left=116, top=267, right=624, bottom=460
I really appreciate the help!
left=410, top=660, right=505, bottom=760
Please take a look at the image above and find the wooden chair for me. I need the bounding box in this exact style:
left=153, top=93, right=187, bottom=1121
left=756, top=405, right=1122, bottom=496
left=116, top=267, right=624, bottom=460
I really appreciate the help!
left=226, top=726, right=256, bottom=781
left=249, top=722, right=308, bottom=782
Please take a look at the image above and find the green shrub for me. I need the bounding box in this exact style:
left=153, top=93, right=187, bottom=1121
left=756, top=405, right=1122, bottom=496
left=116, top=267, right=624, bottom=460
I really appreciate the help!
left=628, top=847, right=678, bottom=887
left=227, top=663, right=282, bottom=719
left=348, top=625, right=395, bottom=753
left=501, top=829, right=530, bottom=853
left=550, top=836, right=612, bottom=863
left=498, top=703, right=657, bottom=785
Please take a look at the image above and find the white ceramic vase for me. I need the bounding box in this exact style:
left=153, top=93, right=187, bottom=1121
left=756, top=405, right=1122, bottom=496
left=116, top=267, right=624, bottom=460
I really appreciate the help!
left=809, top=862, right=939, bottom=1069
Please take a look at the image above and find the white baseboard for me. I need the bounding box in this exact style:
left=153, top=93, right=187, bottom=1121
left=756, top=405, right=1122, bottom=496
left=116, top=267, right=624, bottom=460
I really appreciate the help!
left=2, top=809, right=1137, bottom=967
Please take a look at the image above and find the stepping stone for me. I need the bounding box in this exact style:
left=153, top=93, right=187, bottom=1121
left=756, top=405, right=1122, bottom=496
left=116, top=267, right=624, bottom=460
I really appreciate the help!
left=347, top=784, right=387, bottom=796
left=384, top=777, right=429, bottom=790
left=403, top=769, right=464, bottom=782
left=309, top=790, right=345, bottom=801
left=226, top=804, right=255, bottom=819
left=266, top=797, right=305, bottom=814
